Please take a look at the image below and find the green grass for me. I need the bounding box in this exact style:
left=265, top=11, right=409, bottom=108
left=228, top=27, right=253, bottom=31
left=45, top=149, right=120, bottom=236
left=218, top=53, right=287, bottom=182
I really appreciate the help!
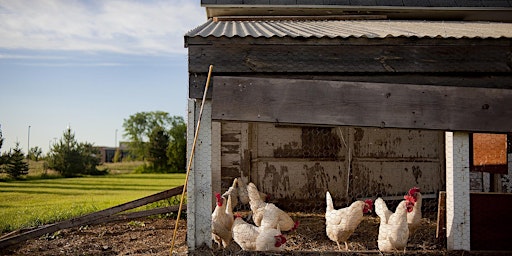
left=0, top=173, right=186, bottom=234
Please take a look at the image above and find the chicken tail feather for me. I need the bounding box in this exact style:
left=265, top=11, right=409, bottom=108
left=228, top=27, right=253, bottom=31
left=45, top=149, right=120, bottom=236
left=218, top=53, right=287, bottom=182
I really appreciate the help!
left=326, top=191, right=334, bottom=212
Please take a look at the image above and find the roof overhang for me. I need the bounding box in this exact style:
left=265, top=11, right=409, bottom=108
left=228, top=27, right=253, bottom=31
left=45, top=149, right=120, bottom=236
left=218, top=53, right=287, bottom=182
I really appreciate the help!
left=203, top=5, right=512, bottom=22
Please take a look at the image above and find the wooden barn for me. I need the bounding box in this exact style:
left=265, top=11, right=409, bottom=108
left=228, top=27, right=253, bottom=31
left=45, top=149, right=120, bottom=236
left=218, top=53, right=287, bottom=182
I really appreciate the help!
left=184, top=0, right=512, bottom=253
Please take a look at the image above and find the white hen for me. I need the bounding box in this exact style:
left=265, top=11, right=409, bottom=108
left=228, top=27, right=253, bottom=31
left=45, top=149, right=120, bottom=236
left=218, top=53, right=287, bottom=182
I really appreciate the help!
left=231, top=214, right=287, bottom=251
left=405, top=187, right=422, bottom=235
left=222, top=178, right=239, bottom=209
left=211, top=193, right=233, bottom=248
left=376, top=199, right=413, bottom=252
left=247, top=182, right=297, bottom=231
left=325, top=191, right=373, bottom=251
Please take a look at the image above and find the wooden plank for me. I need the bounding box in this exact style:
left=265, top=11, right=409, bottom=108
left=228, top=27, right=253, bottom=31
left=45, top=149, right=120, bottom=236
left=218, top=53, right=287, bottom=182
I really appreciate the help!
left=189, top=73, right=512, bottom=99
left=188, top=43, right=511, bottom=73
left=436, top=191, right=446, bottom=242
left=86, top=205, right=187, bottom=226
left=212, top=15, right=388, bottom=22
left=0, top=186, right=184, bottom=249
left=211, top=76, right=512, bottom=133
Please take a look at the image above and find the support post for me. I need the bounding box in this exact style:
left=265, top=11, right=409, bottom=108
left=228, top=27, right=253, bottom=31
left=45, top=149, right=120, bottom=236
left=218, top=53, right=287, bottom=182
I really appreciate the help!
left=186, top=99, right=212, bottom=250
left=445, top=132, right=471, bottom=250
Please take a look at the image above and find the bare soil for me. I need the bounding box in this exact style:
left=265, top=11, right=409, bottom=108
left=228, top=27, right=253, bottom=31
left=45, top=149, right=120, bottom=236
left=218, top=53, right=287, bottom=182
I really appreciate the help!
left=0, top=212, right=503, bottom=255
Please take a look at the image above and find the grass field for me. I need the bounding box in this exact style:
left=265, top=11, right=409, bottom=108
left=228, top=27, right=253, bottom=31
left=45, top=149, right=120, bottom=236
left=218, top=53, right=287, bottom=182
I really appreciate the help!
left=0, top=161, right=186, bottom=234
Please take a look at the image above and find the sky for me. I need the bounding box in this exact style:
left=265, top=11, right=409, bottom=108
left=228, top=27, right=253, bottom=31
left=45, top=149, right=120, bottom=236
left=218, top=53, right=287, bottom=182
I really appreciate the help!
left=0, top=0, right=206, bottom=154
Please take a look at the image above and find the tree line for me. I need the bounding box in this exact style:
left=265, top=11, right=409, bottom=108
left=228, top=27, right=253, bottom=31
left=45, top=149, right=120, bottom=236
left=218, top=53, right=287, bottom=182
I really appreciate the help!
left=0, top=111, right=187, bottom=179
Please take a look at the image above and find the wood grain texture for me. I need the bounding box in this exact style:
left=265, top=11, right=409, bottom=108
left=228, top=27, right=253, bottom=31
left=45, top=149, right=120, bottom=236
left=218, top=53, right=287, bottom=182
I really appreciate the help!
left=188, top=43, right=511, bottom=73
left=211, top=76, right=512, bottom=132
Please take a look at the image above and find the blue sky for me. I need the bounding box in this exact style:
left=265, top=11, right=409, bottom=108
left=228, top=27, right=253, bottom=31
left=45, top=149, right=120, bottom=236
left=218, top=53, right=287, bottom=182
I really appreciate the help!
left=0, top=0, right=205, bottom=154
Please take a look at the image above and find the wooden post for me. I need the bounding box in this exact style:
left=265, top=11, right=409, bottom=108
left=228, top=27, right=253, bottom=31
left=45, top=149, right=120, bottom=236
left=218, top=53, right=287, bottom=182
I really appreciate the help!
left=186, top=99, right=213, bottom=250
left=445, top=132, right=471, bottom=250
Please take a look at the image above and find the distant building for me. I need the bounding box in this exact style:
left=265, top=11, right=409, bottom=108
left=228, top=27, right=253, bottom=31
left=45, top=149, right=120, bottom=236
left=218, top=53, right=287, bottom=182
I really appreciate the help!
left=94, top=142, right=130, bottom=163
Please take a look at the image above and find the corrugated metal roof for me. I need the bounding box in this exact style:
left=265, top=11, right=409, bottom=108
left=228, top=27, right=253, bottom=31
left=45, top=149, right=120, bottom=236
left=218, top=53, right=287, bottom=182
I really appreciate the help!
left=186, top=19, right=512, bottom=39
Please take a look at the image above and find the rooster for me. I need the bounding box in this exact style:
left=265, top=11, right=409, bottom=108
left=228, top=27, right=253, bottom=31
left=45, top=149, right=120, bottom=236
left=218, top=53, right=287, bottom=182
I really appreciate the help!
left=247, top=182, right=297, bottom=231
left=325, top=191, right=373, bottom=251
left=211, top=193, right=233, bottom=248
left=232, top=213, right=287, bottom=251
left=405, top=187, right=422, bottom=235
left=376, top=198, right=414, bottom=252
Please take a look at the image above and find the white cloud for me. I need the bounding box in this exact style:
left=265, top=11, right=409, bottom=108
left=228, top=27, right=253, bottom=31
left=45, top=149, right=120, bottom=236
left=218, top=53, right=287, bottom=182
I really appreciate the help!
left=0, top=0, right=205, bottom=55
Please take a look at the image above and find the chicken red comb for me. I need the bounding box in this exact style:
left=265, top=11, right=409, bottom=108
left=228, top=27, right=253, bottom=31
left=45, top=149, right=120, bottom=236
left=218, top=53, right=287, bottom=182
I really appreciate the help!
left=364, top=199, right=373, bottom=208
left=408, top=187, right=420, bottom=196
left=404, top=195, right=416, bottom=203
left=215, top=193, right=221, bottom=199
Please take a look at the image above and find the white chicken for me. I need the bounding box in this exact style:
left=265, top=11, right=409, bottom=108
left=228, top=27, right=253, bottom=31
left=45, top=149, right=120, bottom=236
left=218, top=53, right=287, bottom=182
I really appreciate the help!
left=376, top=198, right=414, bottom=252
left=255, top=226, right=287, bottom=251
left=405, top=187, right=422, bottom=235
left=231, top=214, right=287, bottom=251
left=211, top=193, right=233, bottom=248
left=325, top=191, right=373, bottom=251
left=222, top=178, right=239, bottom=209
left=236, top=177, right=269, bottom=205
left=231, top=214, right=259, bottom=250
left=247, top=182, right=297, bottom=231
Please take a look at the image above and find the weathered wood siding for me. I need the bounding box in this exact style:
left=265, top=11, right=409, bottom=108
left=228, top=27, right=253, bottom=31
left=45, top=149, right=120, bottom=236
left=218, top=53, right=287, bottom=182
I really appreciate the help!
left=219, top=121, right=444, bottom=209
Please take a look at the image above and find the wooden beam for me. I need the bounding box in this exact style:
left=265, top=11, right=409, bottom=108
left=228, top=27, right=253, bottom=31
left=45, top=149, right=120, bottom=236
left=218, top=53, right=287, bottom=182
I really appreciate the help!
left=212, top=15, right=387, bottom=22
left=189, top=73, right=512, bottom=99
left=211, top=76, right=512, bottom=133
left=0, top=186, right=184, bottom=249
left=188, top=42, right=511, bottom=73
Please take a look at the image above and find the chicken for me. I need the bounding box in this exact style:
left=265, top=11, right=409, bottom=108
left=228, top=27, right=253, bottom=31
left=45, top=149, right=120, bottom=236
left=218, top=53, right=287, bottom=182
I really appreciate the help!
left=325, top=191, right=373, bottom=251
left=231, top=214, right=287, bottom=251
left=237, top=177, right=269, bottom=205
left=247, top=182, right=297, bottom=231
left=376, top=198, right=414, bottom=252
left=255, top=226, right=287, bottom=251
left=232, top=214, right=259, bottom=250
left=211, top=193, right=233, bottom=248
left=405, top=187, right=422, bottom=235
left=222, top=178, right=239, bottom=209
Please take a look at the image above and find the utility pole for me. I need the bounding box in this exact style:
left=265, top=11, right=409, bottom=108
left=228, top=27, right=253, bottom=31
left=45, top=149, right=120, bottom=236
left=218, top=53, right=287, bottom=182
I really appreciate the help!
left=27, top=125, right=31, bottom=159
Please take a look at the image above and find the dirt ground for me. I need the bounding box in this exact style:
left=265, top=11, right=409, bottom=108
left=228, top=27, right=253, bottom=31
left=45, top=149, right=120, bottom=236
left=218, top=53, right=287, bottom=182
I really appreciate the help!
left=0, top=211, right=504, bottom=256
left=0, top=212, right=510, bottom=256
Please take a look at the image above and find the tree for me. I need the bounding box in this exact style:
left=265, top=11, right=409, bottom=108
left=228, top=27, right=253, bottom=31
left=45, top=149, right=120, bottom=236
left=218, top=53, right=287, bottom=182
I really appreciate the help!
left=47, top=127, right=104, bottom=177
left=167, top=116, right=186, bottom=172
left=148, top=126, right=170, bottom=171
left=112, top=148, right=122, bottom=163
left=0, top=124, right=5, bottom=169
left=4, top=142, right=29, bottom=179
left=28, top=146, right=43, bottom=161
left=122, top=111, right=174, bottom=160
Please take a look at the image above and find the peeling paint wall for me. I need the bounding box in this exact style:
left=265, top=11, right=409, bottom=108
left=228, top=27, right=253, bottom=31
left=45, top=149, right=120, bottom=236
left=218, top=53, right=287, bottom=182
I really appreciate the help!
left=218, top=122, right=445, bottom=209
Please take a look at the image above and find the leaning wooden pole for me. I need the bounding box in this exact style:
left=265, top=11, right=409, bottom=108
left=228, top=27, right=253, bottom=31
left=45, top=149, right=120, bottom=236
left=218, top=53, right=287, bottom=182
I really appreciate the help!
left=170, top=64, right=213, bottom=255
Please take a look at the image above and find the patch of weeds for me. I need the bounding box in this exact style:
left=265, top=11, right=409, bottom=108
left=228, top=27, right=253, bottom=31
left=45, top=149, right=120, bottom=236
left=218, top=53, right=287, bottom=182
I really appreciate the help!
left=127, top=221, right=145, bottom=227
left=40, top=230, right=62, bottom=240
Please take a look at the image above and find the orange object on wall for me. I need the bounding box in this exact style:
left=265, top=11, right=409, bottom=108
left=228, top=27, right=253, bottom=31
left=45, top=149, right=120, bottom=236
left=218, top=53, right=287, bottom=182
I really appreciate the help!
left=471, top=133, right=508, bottom=174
